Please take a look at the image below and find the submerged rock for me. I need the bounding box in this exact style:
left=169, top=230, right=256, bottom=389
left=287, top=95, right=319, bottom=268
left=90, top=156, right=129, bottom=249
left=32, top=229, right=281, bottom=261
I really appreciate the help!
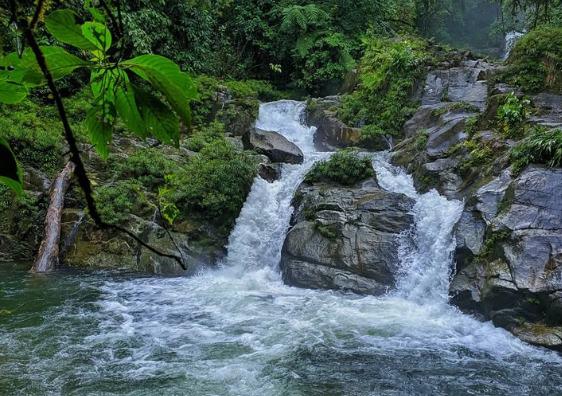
left=281, top=177, right=414, bottom=295
left=243, top=128, right=304, bottom=164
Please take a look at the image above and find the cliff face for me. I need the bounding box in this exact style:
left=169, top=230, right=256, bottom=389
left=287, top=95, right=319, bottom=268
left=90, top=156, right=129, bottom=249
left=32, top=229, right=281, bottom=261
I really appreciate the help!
left=392, top=57, right=562, bottom=350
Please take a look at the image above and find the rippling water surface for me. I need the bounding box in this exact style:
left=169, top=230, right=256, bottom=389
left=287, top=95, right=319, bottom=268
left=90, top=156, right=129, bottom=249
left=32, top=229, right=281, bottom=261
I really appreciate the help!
left=1, top=102, right=561, bottom=395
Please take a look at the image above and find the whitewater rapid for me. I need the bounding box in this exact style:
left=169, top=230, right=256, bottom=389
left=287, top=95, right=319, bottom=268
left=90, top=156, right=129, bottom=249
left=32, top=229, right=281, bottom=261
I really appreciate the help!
left=1, top=101, right=561, bottom=395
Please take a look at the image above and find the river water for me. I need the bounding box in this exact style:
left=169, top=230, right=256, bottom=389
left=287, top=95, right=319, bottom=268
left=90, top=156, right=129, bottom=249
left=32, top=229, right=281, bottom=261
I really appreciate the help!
left=1, top=101, right=561, bottom=395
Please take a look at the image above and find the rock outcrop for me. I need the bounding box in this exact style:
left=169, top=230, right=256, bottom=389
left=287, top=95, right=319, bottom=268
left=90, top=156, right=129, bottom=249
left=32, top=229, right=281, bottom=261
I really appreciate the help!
left=306, top=97, right=387, bottom=151
left=450, top=166, right=562, bottom=350
left=243, top=128, right=304, bottom=164
left=281, top=177, right=414, bottom=295
left=390, top=54, right=562, bottom=350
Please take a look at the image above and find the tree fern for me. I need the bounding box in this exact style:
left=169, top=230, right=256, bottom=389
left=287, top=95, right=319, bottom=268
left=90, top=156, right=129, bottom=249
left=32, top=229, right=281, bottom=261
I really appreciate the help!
left=280, top=5, right=330, bottom=33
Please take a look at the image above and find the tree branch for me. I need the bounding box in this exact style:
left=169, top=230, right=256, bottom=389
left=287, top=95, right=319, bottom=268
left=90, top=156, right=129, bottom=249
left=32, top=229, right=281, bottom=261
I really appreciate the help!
left=16, top=6, right=188, bottom=271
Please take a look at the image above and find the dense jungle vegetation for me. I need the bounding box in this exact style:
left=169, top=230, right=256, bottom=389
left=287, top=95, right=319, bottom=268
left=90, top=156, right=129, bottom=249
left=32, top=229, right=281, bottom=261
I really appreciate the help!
left=0, top=0, right=560, bottom=268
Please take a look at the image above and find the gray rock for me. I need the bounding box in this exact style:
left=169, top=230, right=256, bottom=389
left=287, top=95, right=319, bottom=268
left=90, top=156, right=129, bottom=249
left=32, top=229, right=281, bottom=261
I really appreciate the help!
left=402, top=104, right=445, bottom=138
left=451, top=166, right=562, bottom=351
left=494, top=166, right=562, bottom=230
left=281, top=179, right=415, bottom=295
left=422, top=61, right=493, bottom=111
left=530, top=93, right=562, bottom=129
left=426, top=112, right=471, bottom=158
left=475, top=170, right=512, bottom=223
left=243, top=128, right=304, bottom=164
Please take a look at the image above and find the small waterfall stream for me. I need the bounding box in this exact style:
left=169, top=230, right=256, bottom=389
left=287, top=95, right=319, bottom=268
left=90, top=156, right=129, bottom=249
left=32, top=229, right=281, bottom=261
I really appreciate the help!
left=1, top=101, right=561, bottom=395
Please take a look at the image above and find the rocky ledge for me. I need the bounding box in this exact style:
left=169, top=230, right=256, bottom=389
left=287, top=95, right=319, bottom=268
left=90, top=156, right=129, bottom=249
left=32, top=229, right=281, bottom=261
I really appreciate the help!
left=390, top=55, right=562, bottom=351
left=281, top=176, right=414, bottom=295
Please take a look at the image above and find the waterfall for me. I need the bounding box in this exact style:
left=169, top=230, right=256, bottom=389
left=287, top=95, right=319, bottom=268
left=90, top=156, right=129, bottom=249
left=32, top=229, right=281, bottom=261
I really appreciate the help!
left=372, top=154, right=464, bottom=303
left=224, top=101, right=329, bottom=273
left=6, top=100, right=560, bottom=395
left=503, top=31, right=524, bottom=60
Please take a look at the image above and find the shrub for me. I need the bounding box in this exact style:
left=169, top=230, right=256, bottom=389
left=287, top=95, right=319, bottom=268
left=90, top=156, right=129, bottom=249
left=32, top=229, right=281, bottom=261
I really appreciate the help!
left=497, top=93, right=530, bottom=138
left=510, top=127, right=562, bottom=173
left=184, top=121, right=226, bottom=152
left=458, top=140, right=495, bottom=176
left=112, top=148, right=178, bottom=191
left=338, top=36, right=429, bottom=143
left=305, top=149, right=374, bottom=186
left=162, top=140, right=258, bottom=227
left=504, top=26, right=562, bottom=93
left=94, top=180, right=152, bottom=225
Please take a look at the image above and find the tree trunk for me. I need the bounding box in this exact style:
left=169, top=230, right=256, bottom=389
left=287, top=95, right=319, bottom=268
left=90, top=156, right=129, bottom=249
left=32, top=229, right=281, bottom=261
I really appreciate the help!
left=32, top=161, right=75, bottom=273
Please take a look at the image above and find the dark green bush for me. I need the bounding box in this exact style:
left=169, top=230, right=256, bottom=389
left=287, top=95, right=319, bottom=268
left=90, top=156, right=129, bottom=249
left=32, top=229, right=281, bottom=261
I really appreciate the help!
left=306, top=149, right=374, bottom=186
left=112, top=148, right=179, bottom=191
left=504, top=26, right=562, bottom=93
left=162, top=140, right=258, bottom=227
left=184, top=121, right=226, bottom=152
left=338, top=36, right=429, bottom=145
left=510, top=127, right=562, bottom=173
left=94, top=180, right=152, bottom=225
left=496, top=93, right=531, bottom=138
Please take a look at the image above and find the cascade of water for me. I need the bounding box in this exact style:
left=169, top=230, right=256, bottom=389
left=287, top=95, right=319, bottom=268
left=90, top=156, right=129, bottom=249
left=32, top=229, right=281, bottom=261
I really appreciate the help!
left=503, top=31, right=525, bottom=60
left=4, top=100, right=559, bottom=395
left=223, top=101, right=329, bottom=273
left=372, top=153, right=464, bottom=303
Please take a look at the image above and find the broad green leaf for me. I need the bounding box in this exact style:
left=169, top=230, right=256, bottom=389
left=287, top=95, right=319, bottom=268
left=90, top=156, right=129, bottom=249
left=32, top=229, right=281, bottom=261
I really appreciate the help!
left=82, top=22, right=112, bottom=52
left=123, top=55, right=196, bottom=125
left=0, top=50, right=44, bottom=86
left=1, top=47, right=87, bottom=86
left=42, top=46, right=89, bottom=80
left=135, top=87, right=179, bottom=145
left=115, top=83, right=145, bottom=136
left=85, top=105, right=114, bottom=159
left=0, top=138, right=23, bottom=195
left=45, top=9, right=99, bottom=51
left=84, top=0, right=106, bottom=22
left=0, top=81, right=27, bottom=104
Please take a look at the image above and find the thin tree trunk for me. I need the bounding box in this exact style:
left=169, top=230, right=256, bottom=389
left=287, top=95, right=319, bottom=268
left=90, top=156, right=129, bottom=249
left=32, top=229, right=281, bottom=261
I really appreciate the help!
left=32, top=161, right=76, bottom=273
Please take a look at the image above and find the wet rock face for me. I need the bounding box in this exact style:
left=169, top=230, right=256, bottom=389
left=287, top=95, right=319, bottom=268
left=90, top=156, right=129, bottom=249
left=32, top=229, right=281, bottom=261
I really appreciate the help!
left=392, top=60, right=497, bottom=199
left=243, top=128, right=304, bottom=164
left=450, top=166, right=562, bottom=351
left=63, top=214, right=222, bottom=275
left=280, top=178, right=415, bottom=295
left=530, top=93, right=562, bottom=129
left=421, top=60, right=494, bottom=111
left=306, top=97, right=387, bottom=151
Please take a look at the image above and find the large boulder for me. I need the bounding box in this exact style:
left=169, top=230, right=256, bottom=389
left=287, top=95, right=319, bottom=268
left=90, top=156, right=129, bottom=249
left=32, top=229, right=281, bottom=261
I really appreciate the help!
left=243, top=128, right=304, bottom=164
left=306, top=97, right=387, bottom=151
left=422, top=60, right=494, bottom=111
left=281, top=178, right=415, bottom=295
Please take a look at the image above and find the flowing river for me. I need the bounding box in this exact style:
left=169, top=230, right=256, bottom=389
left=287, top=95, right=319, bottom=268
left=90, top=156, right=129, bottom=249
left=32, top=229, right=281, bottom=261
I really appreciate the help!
left=1, top=101, right=561, bottom=395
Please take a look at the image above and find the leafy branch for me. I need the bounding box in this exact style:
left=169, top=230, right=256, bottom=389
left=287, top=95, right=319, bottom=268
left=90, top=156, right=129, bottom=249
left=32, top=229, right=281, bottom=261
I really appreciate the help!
left=1, top=2, right=197, bottom=270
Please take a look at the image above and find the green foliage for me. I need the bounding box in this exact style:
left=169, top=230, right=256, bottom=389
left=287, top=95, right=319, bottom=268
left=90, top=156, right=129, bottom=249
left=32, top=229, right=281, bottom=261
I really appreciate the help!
left=415, top=131, right=429, bottom=151
left=184, top=122, right=226, bottom=152
left=416, top=0, right=502, bottom=53
left=0, top=99, right=67, bottom=177
left=497, top=93, right=530, bottom=138
left=339, top=36, right=429, bottom=143
left=94, top=180, right=151, bottom=225
left=0, top=7, right=197, bottom=163
left=0, top=138, right=22, bottom=195
left=458, top=140, right=495, bottom=176
left=510, top=127, right=562, bottom=173
left=112, top=148, right=178, bottom=191
left=504, top=26, right=562, bottom=93
left=477, top=229, right=512, bottom=263
left=161, top=140, right=258, bottom=226
left=306, top=149, right=375, bottom=186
